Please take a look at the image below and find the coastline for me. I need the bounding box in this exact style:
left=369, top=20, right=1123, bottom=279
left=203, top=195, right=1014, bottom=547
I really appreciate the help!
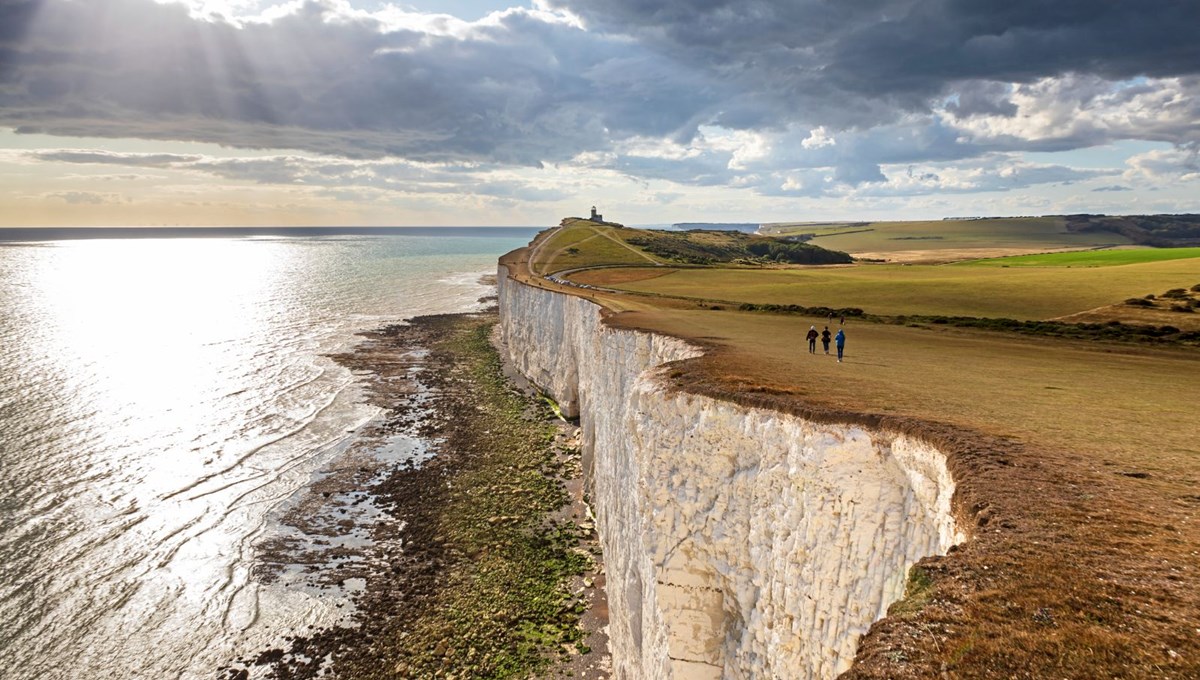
left=222, top=308, right=609, bottom=679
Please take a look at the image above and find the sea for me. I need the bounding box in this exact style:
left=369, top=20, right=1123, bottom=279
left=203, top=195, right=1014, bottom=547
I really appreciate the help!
left=0, top=227, right=540, bottom=679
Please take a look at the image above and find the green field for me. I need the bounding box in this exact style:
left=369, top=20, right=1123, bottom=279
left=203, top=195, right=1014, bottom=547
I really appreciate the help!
left=574, top=256, right=1200, bottom=319
left=962, top=247, right=1200, bottom=267
left=763, top=217, right=1131, bottom=258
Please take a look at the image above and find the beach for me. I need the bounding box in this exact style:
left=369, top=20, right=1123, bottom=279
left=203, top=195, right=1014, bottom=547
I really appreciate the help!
left=222, top=308, right=610, bottom=679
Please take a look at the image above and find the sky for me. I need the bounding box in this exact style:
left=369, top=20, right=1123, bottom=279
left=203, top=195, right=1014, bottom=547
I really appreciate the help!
left=1, top=0, right=1198, bottom=227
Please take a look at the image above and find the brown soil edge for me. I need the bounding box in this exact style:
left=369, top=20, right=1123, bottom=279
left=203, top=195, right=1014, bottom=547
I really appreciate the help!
left=220, top=310, right=611, bottom=680
left=501, top=241, right=1200, bottom=679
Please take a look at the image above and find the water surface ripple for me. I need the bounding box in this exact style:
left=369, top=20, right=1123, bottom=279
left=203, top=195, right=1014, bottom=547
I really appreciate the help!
left=0, top=231, right=534, bottom=679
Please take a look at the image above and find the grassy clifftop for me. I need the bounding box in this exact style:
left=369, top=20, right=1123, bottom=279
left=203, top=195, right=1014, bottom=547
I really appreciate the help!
left=530, top=218, right=850, bottom=275
left=502, top=216, right=1200, bottom=679
left=623, top=228, right=852, bottom=265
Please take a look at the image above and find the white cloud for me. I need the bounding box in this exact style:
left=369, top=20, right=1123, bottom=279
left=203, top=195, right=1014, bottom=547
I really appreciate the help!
left=1124, top=146, right=1200, bottom=182
left=801, top=127, right=835, bottom=149
left=946, top=75, right=1200, bottom=151
left=45, top=190, right=128, bottom=204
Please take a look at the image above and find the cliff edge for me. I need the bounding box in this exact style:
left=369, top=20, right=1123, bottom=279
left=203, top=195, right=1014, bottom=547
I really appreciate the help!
left=497, top=255, right=961, bottom=679
left=496, top=224, right=1200, bottom=680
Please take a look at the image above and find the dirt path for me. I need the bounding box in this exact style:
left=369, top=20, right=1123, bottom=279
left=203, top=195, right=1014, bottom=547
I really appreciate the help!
left=589, top=225, right=660, bottom=265
left=539, top=231, right=605, bottom=276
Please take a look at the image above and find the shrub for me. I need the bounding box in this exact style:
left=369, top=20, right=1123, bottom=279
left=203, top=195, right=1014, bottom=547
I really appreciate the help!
left=1170, top=304, right=1194, bottom=313
left=736, top=302, right=862, bottom=317
left=1144, top=294, right=1156, bottom=300
left=1124, top=298, right=1153, bottom=307
left=1192, top=284, right=1200, bottom=292
left=1162, top=288, right=1189, bottom=299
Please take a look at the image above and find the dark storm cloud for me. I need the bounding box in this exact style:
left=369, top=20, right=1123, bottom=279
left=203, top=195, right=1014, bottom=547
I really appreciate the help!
left=828, top=1, right=1200, bottom=96
left=551, top=0, right=1200, bottom=128
left=945, top=82, right=1017, bottom=119
left=5, top=0, right=1200, bottom=200
left=545, top=0, right=1200, bottom=193
left=0, top=0, right=721, bottom=163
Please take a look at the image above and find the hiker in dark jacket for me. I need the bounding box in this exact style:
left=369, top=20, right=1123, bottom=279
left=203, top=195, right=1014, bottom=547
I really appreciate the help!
left=806, top=326, right=819, bottom=354
left=835, top=328, right=846, bottom=362
left=821, top=327, right=832, bottom=354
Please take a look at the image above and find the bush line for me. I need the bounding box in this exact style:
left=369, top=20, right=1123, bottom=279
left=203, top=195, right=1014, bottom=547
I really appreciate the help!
left=735, top=303, right=1200, bottom=344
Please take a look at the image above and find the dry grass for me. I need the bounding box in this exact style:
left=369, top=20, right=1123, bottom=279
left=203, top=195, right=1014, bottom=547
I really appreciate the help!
left=609, top=309, right=1200, bottom=464
left=573, top=257, right=1200, bottom=320
left=607, top=308, right=1200, bottom=679
left=531, top=219, right=663, bottom=274
left=762, top=217, right=1131, bottom=262
left=1058, top=303, right=1200, bottom=331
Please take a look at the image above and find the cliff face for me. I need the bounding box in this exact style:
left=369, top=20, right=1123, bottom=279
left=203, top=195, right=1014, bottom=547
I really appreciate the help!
left=498, top=266, right=962, bottom=680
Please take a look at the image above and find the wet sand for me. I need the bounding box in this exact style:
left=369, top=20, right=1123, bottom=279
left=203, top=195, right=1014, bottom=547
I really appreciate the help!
left=220, top=309, right=609, bottom=679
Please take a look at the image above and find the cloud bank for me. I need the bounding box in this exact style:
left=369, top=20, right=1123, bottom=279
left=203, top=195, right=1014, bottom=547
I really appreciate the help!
left=2, top=0, right=1199, bottom=206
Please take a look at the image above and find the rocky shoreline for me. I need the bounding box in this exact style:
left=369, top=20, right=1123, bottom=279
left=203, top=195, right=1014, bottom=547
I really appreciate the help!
left=220, top=309, right=609, bottom=679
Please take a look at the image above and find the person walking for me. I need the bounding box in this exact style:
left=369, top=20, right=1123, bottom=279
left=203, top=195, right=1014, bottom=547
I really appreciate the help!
left=835, top=328, right=846, bottom=362
left=806, top=325, right=819, bottom=354
left=821, top=326, right=832, bottom=354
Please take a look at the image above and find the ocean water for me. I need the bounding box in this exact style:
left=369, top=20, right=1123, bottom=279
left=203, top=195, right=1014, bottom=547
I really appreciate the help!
left=0, top=229, right=538, bottom=679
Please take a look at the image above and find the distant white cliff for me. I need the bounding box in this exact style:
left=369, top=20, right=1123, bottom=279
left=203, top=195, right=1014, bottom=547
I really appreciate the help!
left=498, top=264, right=962, bottom=680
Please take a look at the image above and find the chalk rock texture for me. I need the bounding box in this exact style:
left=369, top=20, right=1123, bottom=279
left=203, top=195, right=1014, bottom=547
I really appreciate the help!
left=498, top=266, right=962, bottom=680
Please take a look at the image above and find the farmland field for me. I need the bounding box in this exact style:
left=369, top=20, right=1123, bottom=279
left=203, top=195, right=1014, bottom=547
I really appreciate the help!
left=572, top=257, right=1200, bottom=319
left=763, top=217, right=1132, bottom=261
left=962, top=247, right=1200, bottom=267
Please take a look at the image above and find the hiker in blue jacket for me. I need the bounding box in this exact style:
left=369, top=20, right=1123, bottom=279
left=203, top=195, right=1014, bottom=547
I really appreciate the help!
left=835, top=328, right=846, bottom=362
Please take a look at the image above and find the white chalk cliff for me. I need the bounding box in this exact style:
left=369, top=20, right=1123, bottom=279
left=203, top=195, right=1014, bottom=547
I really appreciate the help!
left=498, top=265, right=963, bottom=680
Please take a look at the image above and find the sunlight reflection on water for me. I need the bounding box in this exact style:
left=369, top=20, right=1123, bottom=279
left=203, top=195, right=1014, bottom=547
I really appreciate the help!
left=0, top=232, right=532, bottom=679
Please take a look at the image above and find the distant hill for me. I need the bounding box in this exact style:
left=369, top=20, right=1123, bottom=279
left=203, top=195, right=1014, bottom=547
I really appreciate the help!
left=669, top=223, right=761, bottom=233
left=1065, top=214, right=1200, bottom=247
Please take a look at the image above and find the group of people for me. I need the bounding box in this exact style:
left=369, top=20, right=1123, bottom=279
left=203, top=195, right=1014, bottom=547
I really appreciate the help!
left=806, top=324, right=846, bottom=362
